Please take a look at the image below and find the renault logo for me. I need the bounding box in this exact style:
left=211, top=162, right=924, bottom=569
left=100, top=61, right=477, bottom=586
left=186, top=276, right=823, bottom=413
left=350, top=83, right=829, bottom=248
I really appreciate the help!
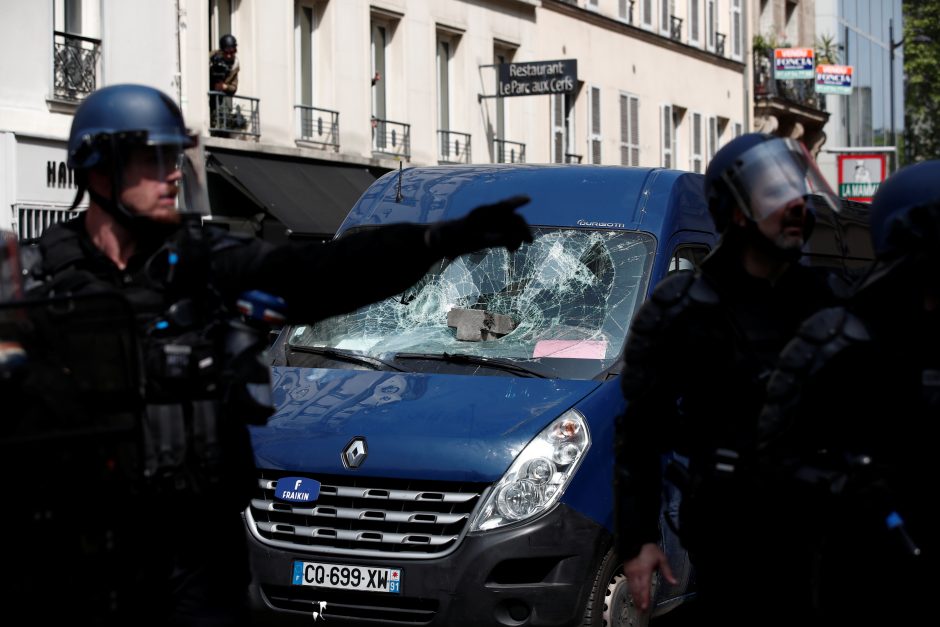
left=342, top=437, right=368, bottom=469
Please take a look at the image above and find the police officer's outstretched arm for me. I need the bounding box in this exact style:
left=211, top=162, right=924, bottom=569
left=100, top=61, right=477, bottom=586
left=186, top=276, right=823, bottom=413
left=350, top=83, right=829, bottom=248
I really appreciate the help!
left=244, top=196, right=533, bottom=322
left=425, top=195, right=532, bottom=259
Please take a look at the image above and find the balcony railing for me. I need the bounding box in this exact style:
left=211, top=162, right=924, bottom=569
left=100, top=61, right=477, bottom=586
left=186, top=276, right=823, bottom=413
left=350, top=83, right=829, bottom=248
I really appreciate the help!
left=565, top=153, right=583, bottom=164
left=438, top=130, right=472, bottom=164
left=209, top=92, right=261, bottom=139
left=53, top=31, right=100, bottom=101
left=670, top=16, right=683, bottom=42
left=296, top=105, right=339, bottom=150
left=716, top=32, right=727, bottom=57
left=753, top=49, right=824, bottom=111
left=372, top=117, right=411, bottom=159
left=494, top=139, right=526, bottom=164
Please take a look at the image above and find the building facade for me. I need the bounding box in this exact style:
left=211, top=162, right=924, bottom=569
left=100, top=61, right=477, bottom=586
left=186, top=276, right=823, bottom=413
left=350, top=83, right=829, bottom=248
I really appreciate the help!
left=814, top=0, right=903, bottom=193
left=1, top=0, right=752, bottom=240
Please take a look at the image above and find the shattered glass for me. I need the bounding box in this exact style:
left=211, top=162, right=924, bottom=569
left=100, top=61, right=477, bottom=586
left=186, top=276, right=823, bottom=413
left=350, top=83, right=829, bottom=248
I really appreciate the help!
left=289, top=228, right=656, bottom=379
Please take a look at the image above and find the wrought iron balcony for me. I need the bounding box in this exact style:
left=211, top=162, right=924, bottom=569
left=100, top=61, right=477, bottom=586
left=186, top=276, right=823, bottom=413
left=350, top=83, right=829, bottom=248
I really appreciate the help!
left=372, top=117, right=411, bottom=159
left=209, top=92, right=261, bottom=139
left=753, top=49, right=824, bottom=111
left=296, top=105, right=339, bottom=150
left=494, top=139, right=526, bottom=164
left=670, top=16, right=683, bottom=42
left=53, top=31, right=100, bottom=102
left=565, top=153, right=583, bottom=164
left=716, top=32, right=727, bottom=57
left=438, top=130, right=472, bottom=164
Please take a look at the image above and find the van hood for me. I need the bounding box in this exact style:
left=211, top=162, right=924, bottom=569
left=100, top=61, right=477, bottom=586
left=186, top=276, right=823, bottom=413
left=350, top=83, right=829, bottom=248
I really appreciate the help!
left=250, top=367, right=601, bottom=483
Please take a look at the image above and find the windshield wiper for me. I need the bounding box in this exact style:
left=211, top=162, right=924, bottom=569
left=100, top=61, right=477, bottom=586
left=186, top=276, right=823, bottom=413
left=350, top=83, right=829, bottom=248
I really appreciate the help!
left=286, top=345, right=406, bottom=372
left=394, top=352, right=547, bottom=378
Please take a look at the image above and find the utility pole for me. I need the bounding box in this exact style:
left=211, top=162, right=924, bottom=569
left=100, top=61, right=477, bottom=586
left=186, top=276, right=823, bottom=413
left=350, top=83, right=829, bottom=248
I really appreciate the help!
left=889, top=18, right=904, bottom=169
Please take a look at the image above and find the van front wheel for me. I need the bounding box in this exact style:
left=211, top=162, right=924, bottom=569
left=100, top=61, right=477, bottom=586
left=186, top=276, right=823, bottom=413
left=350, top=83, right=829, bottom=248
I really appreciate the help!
left=583, top=546, right=654, bottom=627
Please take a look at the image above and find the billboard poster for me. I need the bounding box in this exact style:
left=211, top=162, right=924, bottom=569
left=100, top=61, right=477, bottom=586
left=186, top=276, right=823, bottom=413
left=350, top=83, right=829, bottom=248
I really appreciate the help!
left=837, top=154, right=886, bottom=202
left=774, top=47, right=815, bottom=79
left=815, top=64, right=853, bottom=95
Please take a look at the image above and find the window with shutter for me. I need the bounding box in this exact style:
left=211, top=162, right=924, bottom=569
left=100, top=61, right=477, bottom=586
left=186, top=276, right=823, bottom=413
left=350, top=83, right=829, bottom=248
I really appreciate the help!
left=551, top=94, right=564, bottom=163
left=691, top=112, right=703, bottom=173
left=688, top=0, right=700, bottom=45
left=590, top=86, right=602, bottom=164
left=620, top=93, right=640, bottom=167
left=661, top=104, right=673, bottom=168
left=708, top=116, right=718, bottom=160
left=731, top=0, right=742, bottom=60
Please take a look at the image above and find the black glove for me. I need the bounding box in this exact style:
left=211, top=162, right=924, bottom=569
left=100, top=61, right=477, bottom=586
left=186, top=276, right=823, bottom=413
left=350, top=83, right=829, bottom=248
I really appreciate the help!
left=425, top=195, right=533, bottom=259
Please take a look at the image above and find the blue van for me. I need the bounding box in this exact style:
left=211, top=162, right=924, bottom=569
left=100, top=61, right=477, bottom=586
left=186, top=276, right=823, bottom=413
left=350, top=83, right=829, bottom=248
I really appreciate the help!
left=245, top=164, right=871, bottom=627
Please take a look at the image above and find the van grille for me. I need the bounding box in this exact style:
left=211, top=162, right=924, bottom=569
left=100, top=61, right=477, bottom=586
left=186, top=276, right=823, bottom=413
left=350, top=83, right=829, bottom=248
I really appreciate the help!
left=247, top=471, right=488, bottom=558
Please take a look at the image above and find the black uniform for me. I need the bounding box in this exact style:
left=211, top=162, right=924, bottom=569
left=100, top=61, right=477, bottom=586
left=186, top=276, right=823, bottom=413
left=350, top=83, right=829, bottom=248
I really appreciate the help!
left=18, top=214, right=442, bottom=627
left=613, top=239, right=834, bottom=626
left=759, top=262, right=936, bottom=627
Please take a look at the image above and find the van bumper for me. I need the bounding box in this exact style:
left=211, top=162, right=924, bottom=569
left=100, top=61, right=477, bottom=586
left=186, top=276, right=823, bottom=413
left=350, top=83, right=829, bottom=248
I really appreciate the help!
left=246, top=503, right=609, bottom=627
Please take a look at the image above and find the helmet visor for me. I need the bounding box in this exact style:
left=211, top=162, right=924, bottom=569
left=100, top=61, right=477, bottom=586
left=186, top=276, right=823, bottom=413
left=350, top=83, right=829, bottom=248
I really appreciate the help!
left=179, top=139, right=211, bottom=217
left=111, top=130, right=208, bottom=216
left=721, top=137, right=838, bottom=221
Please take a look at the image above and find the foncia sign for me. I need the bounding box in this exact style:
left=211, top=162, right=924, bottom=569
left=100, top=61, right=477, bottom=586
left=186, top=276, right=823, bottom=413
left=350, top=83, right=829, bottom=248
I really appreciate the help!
left=497, top=59, right=578, bottom=97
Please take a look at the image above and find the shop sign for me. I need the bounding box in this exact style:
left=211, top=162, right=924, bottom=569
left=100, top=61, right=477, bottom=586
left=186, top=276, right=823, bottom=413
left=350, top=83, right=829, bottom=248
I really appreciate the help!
left=837, top=153, right=886, bottom=202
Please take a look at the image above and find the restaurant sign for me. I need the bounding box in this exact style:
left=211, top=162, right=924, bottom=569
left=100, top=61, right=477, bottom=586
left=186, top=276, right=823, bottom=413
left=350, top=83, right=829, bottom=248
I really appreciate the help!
left=497, top=59, right=578, bottom=97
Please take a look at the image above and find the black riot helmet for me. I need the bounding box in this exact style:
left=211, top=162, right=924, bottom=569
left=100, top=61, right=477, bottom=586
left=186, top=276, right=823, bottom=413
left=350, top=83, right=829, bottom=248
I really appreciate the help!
left=66, top=84, right=208, bottom=231
left=703, top=133, right=836, bottom=238
left=219, top=34, right=237, bottom=51
left=869, top=160, right=940, bottom=261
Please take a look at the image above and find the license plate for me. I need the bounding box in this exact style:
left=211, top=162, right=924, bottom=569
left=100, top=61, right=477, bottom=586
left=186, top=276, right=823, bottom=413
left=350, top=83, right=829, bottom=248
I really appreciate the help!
left=292, top=561, right=402, bottom=593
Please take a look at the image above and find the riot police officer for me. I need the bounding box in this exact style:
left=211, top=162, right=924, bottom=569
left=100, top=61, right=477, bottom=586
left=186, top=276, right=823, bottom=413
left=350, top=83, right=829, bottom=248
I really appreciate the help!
left=613, top=133, right=839, bottom=626
left=17, top=83, right=531, bottom=626
left=759, top=160, right=939, bottom=627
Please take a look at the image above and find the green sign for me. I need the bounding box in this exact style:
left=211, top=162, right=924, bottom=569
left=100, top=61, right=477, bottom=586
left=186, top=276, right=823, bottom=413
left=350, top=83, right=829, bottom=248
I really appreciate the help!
left=839, top=182, right=880, bottom=198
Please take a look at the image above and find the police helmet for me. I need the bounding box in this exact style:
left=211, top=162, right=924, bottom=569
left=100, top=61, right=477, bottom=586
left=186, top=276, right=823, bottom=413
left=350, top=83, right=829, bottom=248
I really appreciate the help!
left=68, top=83, right=195, bottom=172
left=869, top=160, right=940, bottom=260
left=67, top=84, right=204, bottom=223
left=704, top=133, right=835, bottom=234
left=219, top=34, right=237, bottom=50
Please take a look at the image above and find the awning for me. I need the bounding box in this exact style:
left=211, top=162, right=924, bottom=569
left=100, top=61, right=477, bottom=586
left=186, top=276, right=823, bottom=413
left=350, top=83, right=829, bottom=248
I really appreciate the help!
left=207, top=150, right=377, bottom=236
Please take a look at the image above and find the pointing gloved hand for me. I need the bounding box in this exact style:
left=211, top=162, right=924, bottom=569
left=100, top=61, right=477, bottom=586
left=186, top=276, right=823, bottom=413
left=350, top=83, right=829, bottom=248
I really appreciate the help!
left=425, top=195, right=533, bottom=259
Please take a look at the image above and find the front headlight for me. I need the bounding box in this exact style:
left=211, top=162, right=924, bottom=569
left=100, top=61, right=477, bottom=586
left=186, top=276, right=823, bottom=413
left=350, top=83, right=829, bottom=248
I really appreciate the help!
left=469, top=410, right=590, bottom=532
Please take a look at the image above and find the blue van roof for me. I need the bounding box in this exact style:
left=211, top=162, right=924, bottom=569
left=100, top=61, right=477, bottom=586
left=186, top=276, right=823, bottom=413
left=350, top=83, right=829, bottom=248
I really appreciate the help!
left=339, top=164, right=713, bottom=235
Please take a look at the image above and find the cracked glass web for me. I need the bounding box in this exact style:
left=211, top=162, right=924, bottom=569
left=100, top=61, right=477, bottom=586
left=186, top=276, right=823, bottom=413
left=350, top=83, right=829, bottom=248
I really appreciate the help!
left=289, top=228, right=656, bottom=377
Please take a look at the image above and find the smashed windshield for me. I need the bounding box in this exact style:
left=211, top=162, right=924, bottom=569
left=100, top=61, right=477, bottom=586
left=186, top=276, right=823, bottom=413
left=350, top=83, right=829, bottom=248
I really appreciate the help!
left=288, top=227, right=656, bottom=379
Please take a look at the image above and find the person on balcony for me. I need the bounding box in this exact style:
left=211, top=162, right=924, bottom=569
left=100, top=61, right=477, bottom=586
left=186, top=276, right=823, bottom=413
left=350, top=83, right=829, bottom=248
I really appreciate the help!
left=209, top=34, right=242, bottom=134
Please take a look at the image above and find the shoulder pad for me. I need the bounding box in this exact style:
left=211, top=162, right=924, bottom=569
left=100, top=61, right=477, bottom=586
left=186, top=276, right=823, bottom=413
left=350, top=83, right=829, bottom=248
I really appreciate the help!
left=628, top=272, right=717, bottom=338
left=649, top=272, right=695, bottom=307
left=797, top=307, right=870, bottom=346
left=759, top=306, right=870, bottom=448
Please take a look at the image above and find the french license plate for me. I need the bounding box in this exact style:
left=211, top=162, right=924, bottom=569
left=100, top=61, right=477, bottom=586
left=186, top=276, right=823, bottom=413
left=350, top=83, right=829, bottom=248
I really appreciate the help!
left=292, top=561, right=402, bottom=593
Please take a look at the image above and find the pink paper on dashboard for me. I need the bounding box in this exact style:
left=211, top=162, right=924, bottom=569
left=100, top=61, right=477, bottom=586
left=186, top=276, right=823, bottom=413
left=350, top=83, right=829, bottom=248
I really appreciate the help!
left=533, top=340, right=608, bottom=359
